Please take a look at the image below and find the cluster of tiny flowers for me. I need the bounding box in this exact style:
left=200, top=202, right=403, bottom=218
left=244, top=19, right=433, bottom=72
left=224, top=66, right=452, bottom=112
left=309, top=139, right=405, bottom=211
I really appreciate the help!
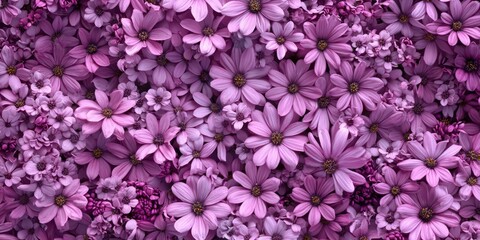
left=1, top=0, right=480, bottom=239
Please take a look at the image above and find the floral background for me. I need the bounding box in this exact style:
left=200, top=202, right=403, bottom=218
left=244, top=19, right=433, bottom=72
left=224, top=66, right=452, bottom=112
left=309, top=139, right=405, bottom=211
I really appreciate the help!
left=0, top=0, right=480, bottom=239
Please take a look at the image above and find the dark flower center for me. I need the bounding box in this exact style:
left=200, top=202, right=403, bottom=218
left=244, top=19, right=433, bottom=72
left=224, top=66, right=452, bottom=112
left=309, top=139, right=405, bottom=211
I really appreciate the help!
left=251, top=184, right=262, bottom=197
left=214, top=133, right=224, bottom=142
left=153, top=135, right=164, bottom=145
left=384, top=55, right=392, bottom=62
left=95, top=7, right=104, bottom=16
left=310, top=195, right=321, bottom=206
left=369, top=123, right=379, bottom=133
left=192, top=202, right=204, bottom=215
left=348, top=82, right=359, bottom=93
left=270, top=132, right=284, bottom=145
left=272, top=234, right=283, bottom=240
left=35, top=81, right=44, bottom=88
left=318, top=97, right=330, bottom=108
left=55, top=115, right=65, bottom=122
left=86, top=90, right=96, bottom=100
left=15, top=99, right=25, bottom=108
left=398, top=14, right=409, bottom=23
left=123, top=89, right=132, bottom=97
left=418, top=207, right=434, bottom=222
left=317, top=40, right=328, bottom=51
left=323, top=159, right=337, bottom=175
left=465, top=59, right=478, bottom=72
left=62, top=167, right=69, bottom=175
left=359, top=236, right=368, bottom=240
left=19, top=194, right=30, bottom=205
left=424, top=33, right=436, bottom=41
left=192, top=150, right=201, bottom=158
left=55, top=195, right=67, bottom=207
left=248, top=0, right=262, bottom=13
left=6, top=66, right=16, bottom=75
left=157, top=55, right=168, bottom=66
left=390, top=186, right=401, bottom=196
left=288, top=84, right=299, bottom=94
left=468, top=176, right=477, bottom=186
left=202, top=27, right=215, bottom=36
left=467, top=150, right=480, bottom=161
left=199, top=71, right=210, bottom=83
left=412, top=103, right=424, bottom=115
left=425, top=157, right=437, bottom=169
left=233, top=73, right=246, bottom=88
left=452, top=21, right=463, bottom=31
left=236, top=113, right=245, bottom=121
left=92, top=148, right=103, bottom=159
left=385, top=215, right=395, bottom=224
left=154, top=96, right=164, bottom=104
left=52, top=65, right=64, bottom=77
left=138, top=30, right=149, bottom=41
left=36, top=162, right=46, bottom=171
left=122, top=196, right=131, bottom=204
left=130, top=155, right=141, bottom=165
left=276, top=36, right=286, bottom=44
left=210, top=103, right=221, bottom=113
left=87, top=43, right=97, bottom=54
left=303, top=235, right=311, bottom=240
left=51, top=32, right=61, bottom=41
left=102, top=108, right=113, bottom=118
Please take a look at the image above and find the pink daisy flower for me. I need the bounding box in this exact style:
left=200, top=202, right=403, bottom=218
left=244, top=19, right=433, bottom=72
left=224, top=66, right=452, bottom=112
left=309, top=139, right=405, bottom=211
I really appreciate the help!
left=173, top=0, right=221, bottom=22
left=261, top=21, right=304, bottom=60
left=459, top=132, right=480, bottom=176
left=69, top=27, right=110, bottom=73
left=454, top=44, right=480, bottom=91
left=244, top=102, right=308, bottom=170
left=397, top=131, right=461, bottom=187
left=166, top=176, right=230, bottom=240
left=227, top=161, right=280, bottom=218
left=134, top=113, right=180, bottom=164
left=373, top=166, right=420, bottom=207
left=181, top=13, right=229, bottom=56
left=456, top=165, right=480, bottom=201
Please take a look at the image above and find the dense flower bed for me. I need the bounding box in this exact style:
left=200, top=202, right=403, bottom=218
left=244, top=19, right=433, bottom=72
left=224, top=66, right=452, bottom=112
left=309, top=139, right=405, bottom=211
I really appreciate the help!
left=0, top=0, right=480, bottom=239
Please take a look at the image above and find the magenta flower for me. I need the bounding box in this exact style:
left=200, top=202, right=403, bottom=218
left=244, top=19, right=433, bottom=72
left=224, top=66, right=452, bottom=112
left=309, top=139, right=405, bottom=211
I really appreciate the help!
left=373, top=166, right=420, bottom=207
left=304, top=128, right=368, bottom=195
left=265, top=60, right=321, bottom=116
left=291, top=175, right=341, bottom=226
left=381, top=0, right=423, bottom=38
left=397, top=183, right=460, bottom=240
left=134, top=113, right=180, bottom=164
left=37, top=179, right=88, bottom=228
left=121, top=9, right=172, bottom=55
left=222, top=0, right=285, bottom=36
left=330, top=61, right=384, bottom=114
left=261, top=21, right=304, bottom=60
left=398, top=131, right=461, bottom=187
left=75, top=90, right=136, bottom=139
left=222, top=102, right=252, bottom=130
left=300, top=15, right=351, bottom=76
left=166, top=176, right=231, bottom=240
left=210, top=48, right=271, bottom=105
left=69, top=27, right=110, bottom=73
left=244, top=103, right=308, bottom=169
left=456, top=165, right=480, bottom=201
left=181, top=13, right=228, bottom=56
left=427, top=0, right=480, bottom=46
left=454, top=44, right=480, bottom=91
left=227, top=161, right=280, bottom=218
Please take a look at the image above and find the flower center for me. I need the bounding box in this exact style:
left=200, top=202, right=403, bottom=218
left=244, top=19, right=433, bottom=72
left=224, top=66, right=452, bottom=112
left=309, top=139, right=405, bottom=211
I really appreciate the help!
left=418, top=207, right=434, bottom=222
left=138, top=30, right=149, bottom=41
left=55, top=195, right=67, bottom=207
left=6, top=66, right=16, bottom=75
left=36, top=162, right=46, bottom=171
left=15, top=99, right=25, bottom=108
left=323, top=159, right=337, bottom=175
left=233, top=73, right=246, bottom=88
left=287, top=83, right=299, bottom=94
left=92, top=148, right=103, bottom=159
left=102, top=108, right=113, bottom=118
left=385, top=215, right=395, bottom=224
left=192, top=150, right=200, bottom=158
left=412, top=103, right=424, bottom=115
left=310, top=195, right=321, bottom=206
left=95, top=7, right=104, bottom=16
left=236, top=113, right=245, bottom=121
left=465, top=59, right=478, bottom=72
left=317, top=40, right=328, bottom=51
left=398, top=14, right=409, bottom=23
left=424, top=157, right=437, bottom=169
left=390, top=186, right=401, bottom=196
left=35, top=81, right=44, bottom=88
left=202, top=27, right=214, bottom=36
left=210, top=103, right=221, bottom=113
left=52, top=65, right=64, bottom=77
left=157, top=55, right=168, bottom=66
left=276, top=36, right=286, bottom=44
left=199, top=71, right=210, bottom=83
left=248, top=0, right=262, bottom=13
left=467, top=150, right=480, bottom=161
left=318, top=97, right=330, bottom=108
left=19, top=194, right=30, bottom=205
left=122, top=196, right=131, bottom=204
left=251, top=184, right=262, bottom=197
left=348, top=82, right=359, bottom=93
left=452, top=21, right=463, bottom=31
left=214, top=133, right=224, bottom=142
left=424, top=33, right=436, bottom=41
left=87, top=43, right=97, bottom=54
left=369, top=123, right=379, bottom=133
left=270, top=132, right=284, bottom=145
left=272, top=234, right=283, bottom=240
left=153, top=135, right=164, bottom=145
left=468, top=176, right=478, bottom=186
left=192, top=202, right=204, bottom=216
left=130, top=155, right=141, bottom=165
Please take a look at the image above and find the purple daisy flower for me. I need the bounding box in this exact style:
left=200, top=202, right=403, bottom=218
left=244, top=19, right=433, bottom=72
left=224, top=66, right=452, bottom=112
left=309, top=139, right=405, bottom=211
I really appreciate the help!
left=300, top=15, right=351, bottom=76
left=244, top=102, right=308, bottom=170
left=381, top=0, right=423, bottom=38
left=373, top=166, right=420, bottom=207
left=261, top=21, right=304, bottom=60
left=257, top=217, right=299, bottom=240
left=173, top=0, right=221, bottom=21
left=69, top=27, right=110, bottom=73
left=454, top=44, right=480, bottom=91
left=181, top=13, right=229, bottom=56
left=227, top=161, right=280, bottom=218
